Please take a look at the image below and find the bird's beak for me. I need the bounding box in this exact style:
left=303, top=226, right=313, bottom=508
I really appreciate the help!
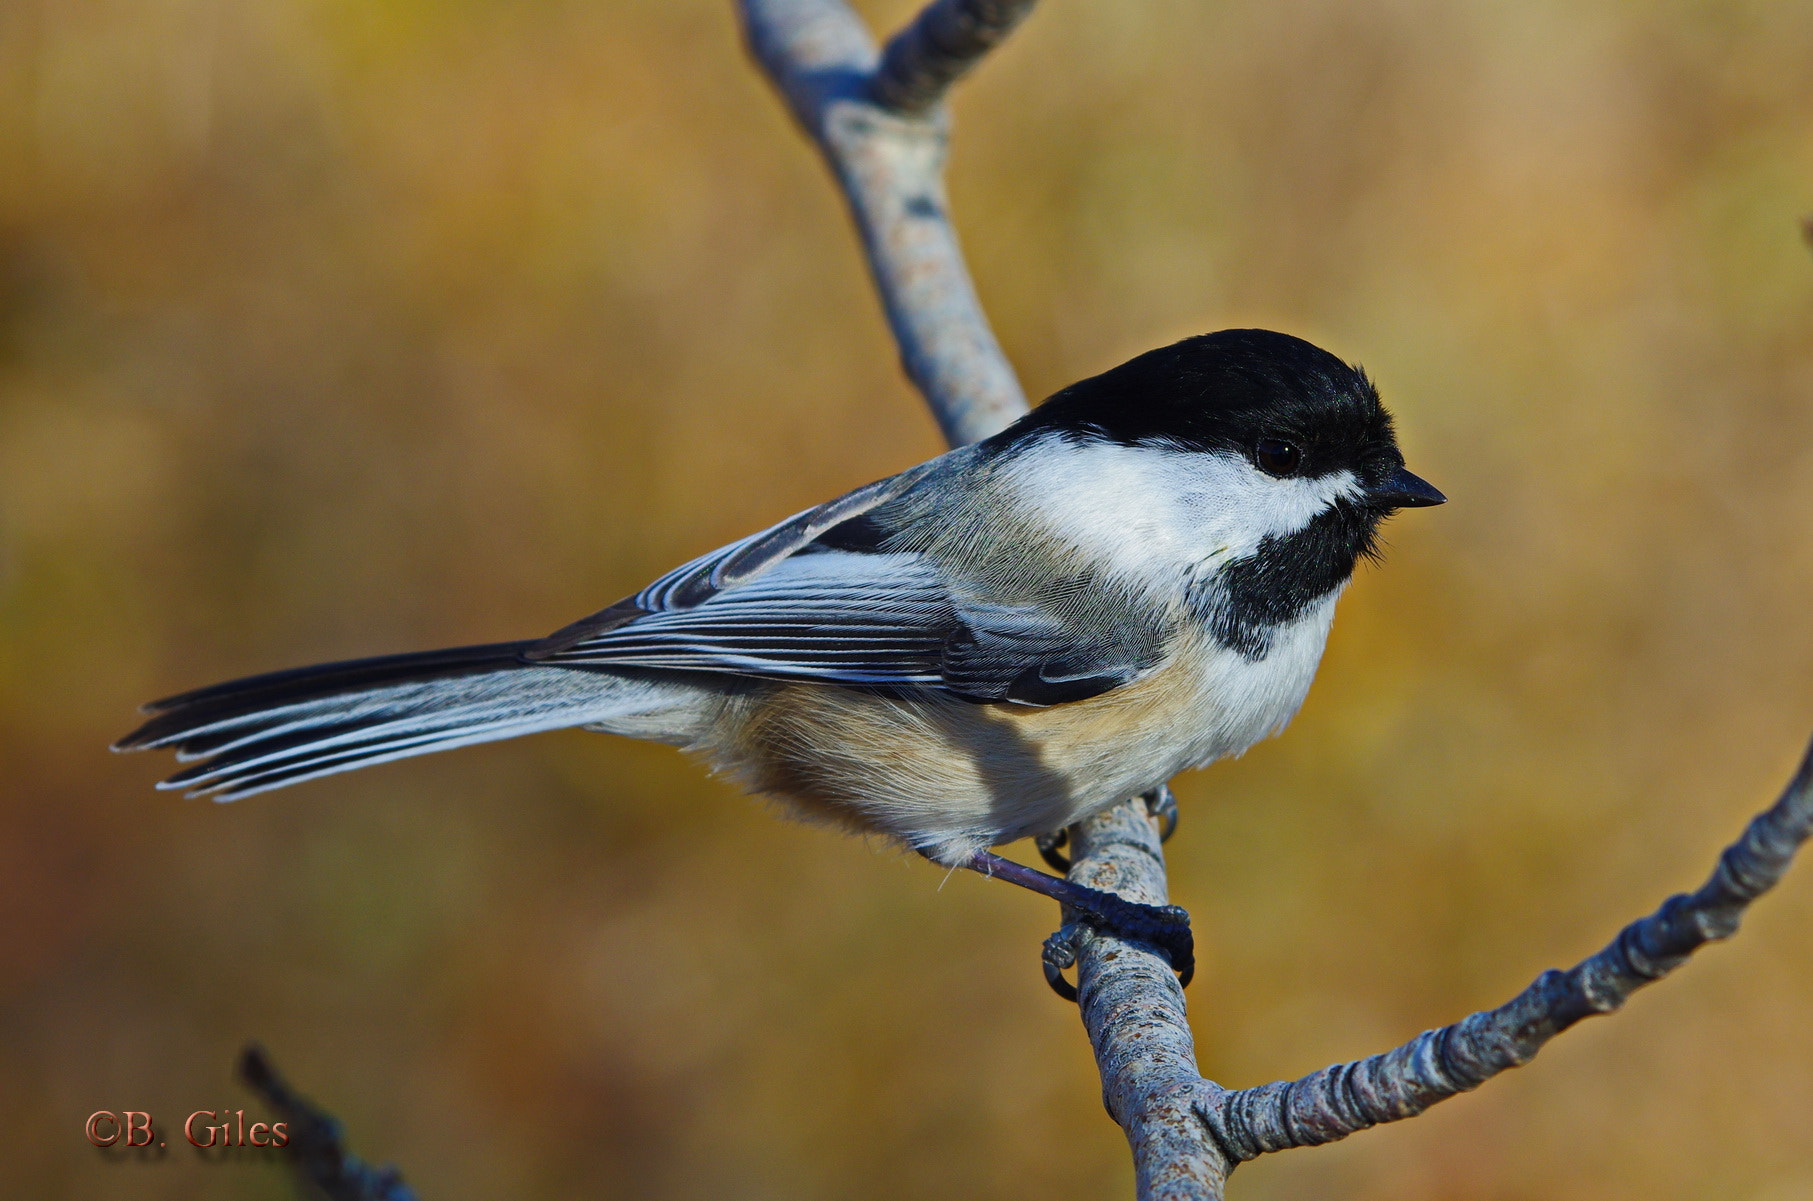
left=1369, top=466, right=1446, bottom=509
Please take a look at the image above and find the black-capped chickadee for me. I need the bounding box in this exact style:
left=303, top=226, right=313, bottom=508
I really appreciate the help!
left=118, top=329, right=1443, bottom=987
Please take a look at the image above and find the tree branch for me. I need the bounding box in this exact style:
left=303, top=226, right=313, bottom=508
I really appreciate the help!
left=240, top=1044, right=418, bottom=1201
left=224, top=8, right=1813, bottom=1198
left=871, top=0, right=1040, bottom=116
left=738, top=0, right=1030, bottom=446
left=1067, top=800, right=1230, bottom=1201
left=739, top=5, right=1224, bottom=1194
left=1059, top=737, right=1813, bottom=1195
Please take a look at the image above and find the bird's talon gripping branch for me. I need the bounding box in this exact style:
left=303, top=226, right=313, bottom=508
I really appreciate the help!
left=955, top=848, right=1195, bottom=991
left=1143, top=784, right=1179, bottom=843
left=1041, top=899, right=1194, bottom=1002
left=1042, top=924, right=1082, bottom=1001
left=1079, top=893, right=1195, bottom=988
left=1035, top=829, right=1071, bottom=873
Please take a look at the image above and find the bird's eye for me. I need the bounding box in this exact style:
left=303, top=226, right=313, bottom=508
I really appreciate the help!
left=1254, top=438, right=1302, bottom=477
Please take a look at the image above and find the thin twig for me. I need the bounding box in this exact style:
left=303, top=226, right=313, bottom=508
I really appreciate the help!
left=871, top=0, right=1040, bottom=115
left=239, top=1044, right=419, bottom=1201
left=738, top=2, right=1213, bottom=1193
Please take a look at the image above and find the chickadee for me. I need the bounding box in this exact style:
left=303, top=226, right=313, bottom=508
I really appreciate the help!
left=118, top=329, right=1443, bottom=988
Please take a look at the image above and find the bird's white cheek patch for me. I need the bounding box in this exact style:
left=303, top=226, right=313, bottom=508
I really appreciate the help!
left=1003, top=439, right=1362, bottom=584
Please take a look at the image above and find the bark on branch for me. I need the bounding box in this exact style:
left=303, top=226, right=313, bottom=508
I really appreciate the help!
left=1066, top=801, right=1230, bottom=1201
left=871, top=0, right=1040, bottom=116
left=1058, top=739, right=1813, bottom=1196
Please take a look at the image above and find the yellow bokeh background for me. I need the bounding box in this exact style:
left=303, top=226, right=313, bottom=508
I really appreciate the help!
left=5, top=1, right=1813, bottom=1197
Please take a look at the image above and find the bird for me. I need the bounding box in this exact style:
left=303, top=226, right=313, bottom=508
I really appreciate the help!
left=117, top=328, right=1444, bottom=994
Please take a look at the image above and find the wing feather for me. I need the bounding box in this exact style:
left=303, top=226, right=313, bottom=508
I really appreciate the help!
left=539, top=551, right=952, bottom=685
left=525, top=468, right=927, bottom=659
left=528, top=452, right=1164, bottom=703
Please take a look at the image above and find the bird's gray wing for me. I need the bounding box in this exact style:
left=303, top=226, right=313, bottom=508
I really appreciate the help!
left=535, top=549, right=954, bottom=686
left=936, top=597, right=1161, bottom=705
left=535, top=550, right=1161, bottom=703
left=524, top=468, right=928, bottom=660
left=527, top=465, right=1165, bottom=703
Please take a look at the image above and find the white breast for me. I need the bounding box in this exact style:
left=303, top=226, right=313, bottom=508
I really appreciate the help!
left=1172, top=590, right=1342, bottom=768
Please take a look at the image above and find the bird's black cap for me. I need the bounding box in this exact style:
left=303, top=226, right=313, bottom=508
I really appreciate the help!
left=1007, top=329, right=1419, bottom=497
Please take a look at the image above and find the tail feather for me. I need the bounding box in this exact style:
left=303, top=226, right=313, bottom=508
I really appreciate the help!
left=120, top=642, right=536, bottom=746
left=166, top=715, right=588, bottom=800
left=116, top=641, right=674, bottom=800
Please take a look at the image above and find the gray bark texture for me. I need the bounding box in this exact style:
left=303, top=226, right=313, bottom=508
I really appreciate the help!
left=738, top=1, right=1813, bottom=1197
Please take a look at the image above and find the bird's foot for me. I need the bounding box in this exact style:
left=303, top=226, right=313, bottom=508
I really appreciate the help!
left=1040, top=887, right=1194, bottom=1001
left=1033, top=784, right=1177, bottom=875
left=1041, top=924, right=1081, bottom=1001
left=1143, top=783, right=1179, bottom=843
left=946, top=848, right=1194, bottom=1002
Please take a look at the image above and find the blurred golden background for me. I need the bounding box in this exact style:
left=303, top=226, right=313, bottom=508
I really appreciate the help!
left=5, top=0, right=1813, bottom=1197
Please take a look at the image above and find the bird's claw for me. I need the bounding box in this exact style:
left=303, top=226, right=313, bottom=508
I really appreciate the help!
left=1142, top=784, right=1178, bottom=843
left=1042, top=925, right=1080, bottom=1001
left=1039, top=784, right=1173, bottom=875
left=1086, top=892, right=1195, bottom=988
left=1041, top=893, right=1194, bottom=1001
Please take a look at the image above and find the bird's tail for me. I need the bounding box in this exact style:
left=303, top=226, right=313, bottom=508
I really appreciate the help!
left=114, top=642, right=696, bottom=800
